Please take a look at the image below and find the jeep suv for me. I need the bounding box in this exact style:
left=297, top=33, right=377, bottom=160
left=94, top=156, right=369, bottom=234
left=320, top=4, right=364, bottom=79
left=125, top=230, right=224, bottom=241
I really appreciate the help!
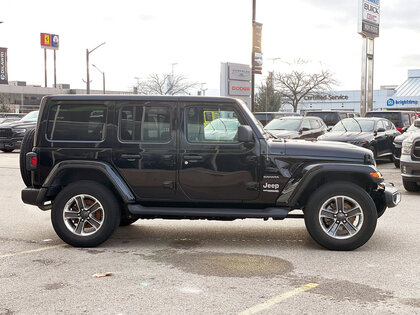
left=21, top=95, right=400, bottom=250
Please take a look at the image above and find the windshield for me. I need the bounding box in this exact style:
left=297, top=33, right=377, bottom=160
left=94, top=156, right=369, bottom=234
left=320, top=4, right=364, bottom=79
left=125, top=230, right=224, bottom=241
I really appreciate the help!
left=265, top=118, right=301, bottom=131
left=20, top=111, right=39, bottom=122
left=332, top=119, right=375, bottom=132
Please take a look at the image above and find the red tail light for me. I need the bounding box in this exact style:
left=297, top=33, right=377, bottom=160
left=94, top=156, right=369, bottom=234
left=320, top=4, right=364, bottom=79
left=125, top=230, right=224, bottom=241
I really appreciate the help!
left=31, top=156, right=38, bottom=167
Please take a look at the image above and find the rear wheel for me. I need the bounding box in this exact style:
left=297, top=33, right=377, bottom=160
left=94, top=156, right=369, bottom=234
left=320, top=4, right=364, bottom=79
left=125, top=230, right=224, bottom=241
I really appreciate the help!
left=51, top=181, right=121, bottom=247
left=403, top=180, right=420, bottom=192
left=20, top=129, right=35, bottom=187
left=304, top=182, right=377, bottom=251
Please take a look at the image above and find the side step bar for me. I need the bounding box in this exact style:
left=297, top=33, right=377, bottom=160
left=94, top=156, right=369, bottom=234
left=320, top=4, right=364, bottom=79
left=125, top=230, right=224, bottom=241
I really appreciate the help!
left=127, top=204, right=294, bottom=220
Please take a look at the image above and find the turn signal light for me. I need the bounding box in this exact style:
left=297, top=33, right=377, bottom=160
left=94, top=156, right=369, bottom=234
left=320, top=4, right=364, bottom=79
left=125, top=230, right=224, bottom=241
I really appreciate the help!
left=370, top=171, right=381, bottom=178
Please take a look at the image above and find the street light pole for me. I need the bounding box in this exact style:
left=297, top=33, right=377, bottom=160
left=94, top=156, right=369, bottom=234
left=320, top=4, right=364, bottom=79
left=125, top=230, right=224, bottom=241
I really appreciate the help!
left=86, top=42, right=106, bottom=94
left=251, top=0, right=256, bottom=111
left=92, top=64, right=105, bottom=94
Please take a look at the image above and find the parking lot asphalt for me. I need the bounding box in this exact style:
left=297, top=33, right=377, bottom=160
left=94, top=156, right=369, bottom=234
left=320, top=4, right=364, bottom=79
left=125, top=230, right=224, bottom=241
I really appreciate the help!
left=0, top=151, right=419, bottom=315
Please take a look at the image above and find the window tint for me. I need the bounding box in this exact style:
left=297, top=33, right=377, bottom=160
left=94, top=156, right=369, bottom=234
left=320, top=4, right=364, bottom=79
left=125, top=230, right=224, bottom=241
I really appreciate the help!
left=47, top=104, right=106, bottom=141
left=119, top=105, right=170, bottom=142
left=186, top=106, right=241, bottom=142
left=307, top=112, right=339, bottom=125
left=366, top=112, right=400, bottom=126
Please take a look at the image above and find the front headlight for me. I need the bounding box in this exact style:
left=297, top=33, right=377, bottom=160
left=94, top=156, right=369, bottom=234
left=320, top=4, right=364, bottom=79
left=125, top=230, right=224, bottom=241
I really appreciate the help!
left=402, top=141, right=413, bottom=155
left=12, top=128, right=27, bottom=134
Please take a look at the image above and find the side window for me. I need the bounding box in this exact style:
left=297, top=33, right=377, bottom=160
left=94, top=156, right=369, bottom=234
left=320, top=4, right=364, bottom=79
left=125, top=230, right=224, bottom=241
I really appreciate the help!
left=384, top=120, right=392, bottom=130
left=301, top=119, right=311, bottom=130
left=47, top=103, right=106, bottom=141
left=186, top=105, right=242, bottom=142
left=309, top=119, right=320, bottom=129
left=377, top=120, right=384, bottom=131
left=402, top=113, right=410, bottom=127
left=119, top=105, right=171, bottom=142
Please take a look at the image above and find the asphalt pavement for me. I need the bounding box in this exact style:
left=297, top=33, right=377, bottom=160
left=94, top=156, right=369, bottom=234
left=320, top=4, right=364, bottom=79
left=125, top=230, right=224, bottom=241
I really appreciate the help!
left=0, top=151, right=419, bottom=315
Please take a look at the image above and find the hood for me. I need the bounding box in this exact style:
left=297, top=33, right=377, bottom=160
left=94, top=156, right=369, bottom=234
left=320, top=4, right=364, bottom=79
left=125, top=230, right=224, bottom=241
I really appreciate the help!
left=318, top=131, right=374, bottom=142
left=267, top=139, right=372, bottom=162
left=269, top=130, right=299, bottom=139
left=0, top=120, right=37, bottom=129
left=394, top=130, right=418, bottom=144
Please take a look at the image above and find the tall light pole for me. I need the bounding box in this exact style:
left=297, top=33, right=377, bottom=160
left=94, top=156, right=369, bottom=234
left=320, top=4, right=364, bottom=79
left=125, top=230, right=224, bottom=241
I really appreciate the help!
left=169, top=63, right=178, bottom=95
left=92, top=64, right=105, bottom=94
left=86, top=42, right=106, bottom=94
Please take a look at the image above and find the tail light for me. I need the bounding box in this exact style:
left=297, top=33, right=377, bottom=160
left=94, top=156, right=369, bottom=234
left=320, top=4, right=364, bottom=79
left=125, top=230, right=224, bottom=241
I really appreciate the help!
left=26, top=152, right=38, bottom=171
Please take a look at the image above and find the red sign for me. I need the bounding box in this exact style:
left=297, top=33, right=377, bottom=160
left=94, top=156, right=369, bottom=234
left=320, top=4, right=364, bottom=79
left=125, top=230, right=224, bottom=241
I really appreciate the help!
left=41, top=33, right=51, bottom=47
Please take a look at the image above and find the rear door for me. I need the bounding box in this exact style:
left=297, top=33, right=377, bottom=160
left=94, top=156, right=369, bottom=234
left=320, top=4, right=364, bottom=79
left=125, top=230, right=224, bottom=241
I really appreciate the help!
left=112, top=100, right=177, bottom=200
left=179, top=102, right=259, bottom=202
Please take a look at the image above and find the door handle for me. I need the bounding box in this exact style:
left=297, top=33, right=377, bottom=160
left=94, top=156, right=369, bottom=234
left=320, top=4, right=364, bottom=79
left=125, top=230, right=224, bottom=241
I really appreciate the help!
left=121, top=154, right=142, bottom=160
left=184, top=155, right=203, bottom=161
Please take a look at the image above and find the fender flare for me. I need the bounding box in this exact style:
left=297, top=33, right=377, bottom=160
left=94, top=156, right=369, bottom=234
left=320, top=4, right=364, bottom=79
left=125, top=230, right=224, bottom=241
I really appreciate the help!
left=277, top=163, right=383, bottom=207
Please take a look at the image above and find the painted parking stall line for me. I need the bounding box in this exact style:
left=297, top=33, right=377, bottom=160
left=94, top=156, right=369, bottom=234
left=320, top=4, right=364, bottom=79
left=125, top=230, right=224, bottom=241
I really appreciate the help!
left=0, top=244, right=67, bottom=259
left=238, top=283, right=319, bottom=315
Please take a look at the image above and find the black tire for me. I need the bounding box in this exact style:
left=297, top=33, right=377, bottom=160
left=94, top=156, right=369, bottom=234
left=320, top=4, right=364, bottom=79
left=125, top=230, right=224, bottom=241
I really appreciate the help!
left=304, top=182, right=377, bottom=251
left=394, top=159, right=400, bottom=168
left=20, top=128, right=35, bottom=187
left=403, top=180, right=420, bottom=192
left=369, top=146, right=376, bottom=159
left=119, top=216, right=139, bottom=226
left=51, top=181, right=121, bottom=247
left=1, top=148, right=14, bottom=153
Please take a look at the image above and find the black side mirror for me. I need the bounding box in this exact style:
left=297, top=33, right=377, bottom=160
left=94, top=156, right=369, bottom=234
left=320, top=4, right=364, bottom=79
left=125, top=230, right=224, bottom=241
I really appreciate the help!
left=377, top=127, right=385, bottom=133
left=238, top=125, right=254, bottom=142
left=327, top=127, right=332, bottom=132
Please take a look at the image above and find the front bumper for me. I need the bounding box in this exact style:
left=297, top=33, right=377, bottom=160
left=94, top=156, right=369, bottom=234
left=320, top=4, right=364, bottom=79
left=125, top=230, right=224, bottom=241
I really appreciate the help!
left=400, top=154, right=420, bottom=183
left=0, top=137, right=23, bottom=150
left=380, top=182, right=401, bottom=208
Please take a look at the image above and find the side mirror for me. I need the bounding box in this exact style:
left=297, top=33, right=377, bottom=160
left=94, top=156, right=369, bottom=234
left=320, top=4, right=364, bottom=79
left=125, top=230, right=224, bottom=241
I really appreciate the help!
left=238, top=125, right=254, bottom=142
left=327, top=127, right=332, bottom=132
left=377, top=127, right=385, bottom=133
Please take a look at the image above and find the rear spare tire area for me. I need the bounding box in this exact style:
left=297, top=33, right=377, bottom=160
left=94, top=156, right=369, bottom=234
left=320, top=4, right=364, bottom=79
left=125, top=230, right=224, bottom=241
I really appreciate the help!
left=51, top=181, right=121, bottom=247
left=304, top=182, right=377, bottom=251
left=20, top=128, right=35, bottom=187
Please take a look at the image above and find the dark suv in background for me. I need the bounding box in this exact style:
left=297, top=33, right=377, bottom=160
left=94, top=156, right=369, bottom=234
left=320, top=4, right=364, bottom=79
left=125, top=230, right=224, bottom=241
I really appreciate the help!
left=365, top=111, right=418, bottom=133
left=264, top=116, right=327, bottom=140
left=0, top=111, right=38, bottom=152
left=306, top=111, right=360, bottom=128
left=253, top=112, right=299, bottom=126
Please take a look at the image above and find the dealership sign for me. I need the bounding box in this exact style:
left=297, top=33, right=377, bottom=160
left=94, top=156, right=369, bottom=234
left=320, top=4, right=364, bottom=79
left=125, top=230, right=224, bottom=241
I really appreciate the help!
left=387, top=98, right=419, bottom=107
left=228, top=81, right=251, bottom=96
left=0, top=47, right=8, bottom=85
left=358, top=0, right=380, bottom=38
left=41, top=33, right=59, bottom=49
left=220, top=62, right=252, bottom=108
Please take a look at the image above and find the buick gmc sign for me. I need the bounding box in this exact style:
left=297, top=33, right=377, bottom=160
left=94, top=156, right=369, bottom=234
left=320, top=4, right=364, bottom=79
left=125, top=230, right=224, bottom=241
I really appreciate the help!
left=358, top=0, right=380, bottom=38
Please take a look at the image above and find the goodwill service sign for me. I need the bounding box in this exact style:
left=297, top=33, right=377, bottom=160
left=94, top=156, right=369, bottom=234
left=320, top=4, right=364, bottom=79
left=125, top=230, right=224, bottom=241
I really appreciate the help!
left=358, top=0, right=380, bottom=38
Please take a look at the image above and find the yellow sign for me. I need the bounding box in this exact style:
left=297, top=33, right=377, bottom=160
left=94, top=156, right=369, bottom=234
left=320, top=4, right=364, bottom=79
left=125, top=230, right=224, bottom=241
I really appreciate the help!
left=203, top=111, right=220, bottom=126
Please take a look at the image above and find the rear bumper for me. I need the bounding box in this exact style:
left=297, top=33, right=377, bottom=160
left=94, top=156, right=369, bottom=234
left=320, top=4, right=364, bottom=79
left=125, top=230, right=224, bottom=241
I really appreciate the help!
left=21, top=187, right=51, bottom=210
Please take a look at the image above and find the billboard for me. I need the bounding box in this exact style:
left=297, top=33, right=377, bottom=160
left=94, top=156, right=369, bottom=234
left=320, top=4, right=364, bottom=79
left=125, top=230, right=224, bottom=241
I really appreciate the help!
left=41, top=33, right=59, bottom=49
left=0, top=48, right=8, bottom=85
left=358, top=0, right=380, bottom=38
left=221, top=62, right=251, bottom=108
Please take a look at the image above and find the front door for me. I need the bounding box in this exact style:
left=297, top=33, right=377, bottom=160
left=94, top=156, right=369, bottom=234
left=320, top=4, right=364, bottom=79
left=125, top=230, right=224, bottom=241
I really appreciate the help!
left=178, top=102, right=259, bottom=202
left=112, top=101, right=177, bottom=201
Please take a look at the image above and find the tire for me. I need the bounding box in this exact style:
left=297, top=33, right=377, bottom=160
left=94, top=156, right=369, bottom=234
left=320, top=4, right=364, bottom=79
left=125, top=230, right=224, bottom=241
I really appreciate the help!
left=51, top=181, right=121, bottom=247
left=1, top=148, right=14, bottom=153
left=394, top=159, right=400, bottom=168
left=369, top=146, right=376, bottom=159
left=304, top=182, right=377, bottom=251
left=403, top=179, right=420, bottom=192
left=20, top=128, right=35, bottom=187
left=119, top=216, right=139, bottom=226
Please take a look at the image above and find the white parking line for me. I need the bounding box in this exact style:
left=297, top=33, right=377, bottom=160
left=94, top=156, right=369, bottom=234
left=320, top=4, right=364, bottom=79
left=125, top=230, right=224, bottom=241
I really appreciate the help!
left=238, top=283, right=319, bottom=315
left=0, top=244, right=68, bottom=259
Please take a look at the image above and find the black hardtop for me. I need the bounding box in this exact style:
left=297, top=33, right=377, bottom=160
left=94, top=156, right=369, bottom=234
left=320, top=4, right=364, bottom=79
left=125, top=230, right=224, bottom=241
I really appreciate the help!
left=306, top=110, right=356, bottom=114
left=42, top=94, right=238, bottom=104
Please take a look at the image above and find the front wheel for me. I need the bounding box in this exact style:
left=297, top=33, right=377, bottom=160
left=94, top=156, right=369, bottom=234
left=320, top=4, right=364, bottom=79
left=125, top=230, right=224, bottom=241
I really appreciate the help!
left=304, top=182, right=377, bottom=251
left=51, top=181, right=121, bottom=247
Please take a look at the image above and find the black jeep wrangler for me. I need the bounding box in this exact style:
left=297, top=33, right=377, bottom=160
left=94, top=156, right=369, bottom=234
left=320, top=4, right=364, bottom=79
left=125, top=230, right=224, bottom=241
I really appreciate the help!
left=21, top=95, right=400, bottom=250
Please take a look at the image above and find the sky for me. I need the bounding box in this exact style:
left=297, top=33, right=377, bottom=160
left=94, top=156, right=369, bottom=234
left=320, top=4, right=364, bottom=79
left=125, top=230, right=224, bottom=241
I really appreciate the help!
left=1, top=0, right=419, bottom=95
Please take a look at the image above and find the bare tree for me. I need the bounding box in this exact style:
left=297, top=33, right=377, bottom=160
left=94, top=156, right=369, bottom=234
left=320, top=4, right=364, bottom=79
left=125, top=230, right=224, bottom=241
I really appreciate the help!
left=135, top=73, right=198, bottom=96
left=0, top=93, right=11, bottom=113
left=274, top=61, right=337, bottom=112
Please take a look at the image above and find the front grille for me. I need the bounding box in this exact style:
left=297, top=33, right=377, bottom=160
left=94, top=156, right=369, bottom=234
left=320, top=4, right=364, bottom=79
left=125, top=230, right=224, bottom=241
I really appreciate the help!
left=0, top=128, right=12, bottom=138
left=413, top=140, right=420, bottom=159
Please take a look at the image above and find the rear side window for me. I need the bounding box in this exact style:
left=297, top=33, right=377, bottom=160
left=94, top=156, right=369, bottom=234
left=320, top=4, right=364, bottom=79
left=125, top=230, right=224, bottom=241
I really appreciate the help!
left=309, top=119, right=321, bottom=129
left=47, top=104, right=106, bottom=141
left=402, top=113, right=410, bottom=127
left=119, top=105, right=171, bottom=142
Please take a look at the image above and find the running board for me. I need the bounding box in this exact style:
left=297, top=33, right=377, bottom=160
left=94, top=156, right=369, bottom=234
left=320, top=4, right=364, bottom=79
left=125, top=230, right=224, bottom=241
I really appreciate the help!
left=127, top=204, right=291, bottom=220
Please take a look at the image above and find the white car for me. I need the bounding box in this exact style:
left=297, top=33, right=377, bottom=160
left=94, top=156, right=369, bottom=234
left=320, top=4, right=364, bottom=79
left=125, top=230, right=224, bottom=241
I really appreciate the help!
left=204, top=118, right=240, bottom=141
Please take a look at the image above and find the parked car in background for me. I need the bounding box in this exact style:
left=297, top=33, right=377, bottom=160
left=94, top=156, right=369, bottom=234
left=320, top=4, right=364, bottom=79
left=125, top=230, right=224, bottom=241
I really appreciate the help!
left=392, top=119, right=420, bottom=168
left=305, top=111, right=360, bottom=128
left=253, top=112, right=299, bottom=126
left=264, top=116, right=327, bottom=140
left=365, top=110, right=418, bottom=133
left=317, top=117, right=400, bottom=160
left=0, top=111, right=39, bottom=152
left=400, top=133, right=420, bottom=191
left=0, top=113, right=25, bottom=119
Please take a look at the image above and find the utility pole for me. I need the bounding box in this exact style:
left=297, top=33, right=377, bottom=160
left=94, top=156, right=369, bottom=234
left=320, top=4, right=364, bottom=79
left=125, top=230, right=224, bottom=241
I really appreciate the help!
left=251, top=0, right=256, bottom=111
left=86, top=42, right=106, bottom=94
left=92, top=64, right=106, bottom=94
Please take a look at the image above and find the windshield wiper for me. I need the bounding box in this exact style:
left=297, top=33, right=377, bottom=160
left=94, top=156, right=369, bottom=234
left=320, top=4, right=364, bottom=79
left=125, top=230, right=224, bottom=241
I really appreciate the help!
left=264, top=130, right=277, bottom=139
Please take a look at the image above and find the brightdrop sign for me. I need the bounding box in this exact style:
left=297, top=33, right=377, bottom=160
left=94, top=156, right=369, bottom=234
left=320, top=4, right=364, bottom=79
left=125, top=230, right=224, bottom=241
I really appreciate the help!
left=387, top=98, right=419, bottom=107
left=358, top=0, right=380, bottom=38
